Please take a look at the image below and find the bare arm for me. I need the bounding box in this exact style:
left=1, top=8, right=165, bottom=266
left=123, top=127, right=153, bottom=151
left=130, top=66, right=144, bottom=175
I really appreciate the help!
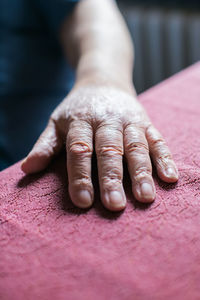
left=60, top=0, right=135, bottom=94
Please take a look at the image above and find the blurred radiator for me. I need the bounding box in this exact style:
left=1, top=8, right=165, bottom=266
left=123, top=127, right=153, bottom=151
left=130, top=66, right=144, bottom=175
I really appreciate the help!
left=120, top=5, right=200, bottom=93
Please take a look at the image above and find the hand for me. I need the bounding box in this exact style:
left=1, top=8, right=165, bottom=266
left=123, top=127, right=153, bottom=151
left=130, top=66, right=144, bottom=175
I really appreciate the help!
left=21, top=85, right=179, bottom=211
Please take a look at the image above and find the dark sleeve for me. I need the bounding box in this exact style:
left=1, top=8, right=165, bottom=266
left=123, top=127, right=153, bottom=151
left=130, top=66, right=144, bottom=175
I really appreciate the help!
left=36, top=0, right=80, bottom=33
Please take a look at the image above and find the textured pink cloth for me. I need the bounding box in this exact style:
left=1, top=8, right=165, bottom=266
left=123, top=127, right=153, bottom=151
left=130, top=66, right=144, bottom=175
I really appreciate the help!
left=1, top=63, right=200, bottom=300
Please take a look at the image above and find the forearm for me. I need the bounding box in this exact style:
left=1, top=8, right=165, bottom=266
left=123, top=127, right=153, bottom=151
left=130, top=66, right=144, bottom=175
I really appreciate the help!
left=60, top=0, right=135, bottom=94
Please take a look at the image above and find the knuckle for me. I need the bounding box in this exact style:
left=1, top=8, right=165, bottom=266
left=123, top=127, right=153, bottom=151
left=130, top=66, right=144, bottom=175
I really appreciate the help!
left=71, top=177, right=92, bottom=189
left=158, top=153, right=173, bottom=162
left=68, top=142, right=92, bottom=156
left=125, top=141, right=149, bottom=153
left=134, top=166, right=152, bottom=181
left=102, top=169, right=123, bottom=182
left=151, top=138, right=166, bottom=148
left=96, top=145, right=123, bottom=157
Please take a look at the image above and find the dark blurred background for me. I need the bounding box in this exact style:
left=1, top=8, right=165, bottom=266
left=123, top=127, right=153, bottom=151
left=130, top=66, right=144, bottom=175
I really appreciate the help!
left=117, top=0, right=200, bottom=93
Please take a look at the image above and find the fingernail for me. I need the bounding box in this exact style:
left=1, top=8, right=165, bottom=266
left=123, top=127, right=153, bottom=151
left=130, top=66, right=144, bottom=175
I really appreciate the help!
left=106, top=191, right=125, bottom=208
left=165, top=167, right=178, bottom=178
left=77, top=190, right=92, bottom=208
left=140, top=183, right=155, bottom=200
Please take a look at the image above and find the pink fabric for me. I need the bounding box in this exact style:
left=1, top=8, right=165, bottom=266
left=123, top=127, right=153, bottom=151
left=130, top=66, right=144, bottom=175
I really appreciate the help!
left=1, top=63, right=200, bottom=300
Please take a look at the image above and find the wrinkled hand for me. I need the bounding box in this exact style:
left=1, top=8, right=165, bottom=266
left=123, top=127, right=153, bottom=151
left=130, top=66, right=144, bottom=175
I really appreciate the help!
left=21, top=85, right=179, bottom=211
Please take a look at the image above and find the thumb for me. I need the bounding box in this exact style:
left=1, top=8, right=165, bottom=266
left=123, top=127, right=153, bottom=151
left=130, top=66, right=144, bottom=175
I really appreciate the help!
left=21, top=119, right=63, bottom=174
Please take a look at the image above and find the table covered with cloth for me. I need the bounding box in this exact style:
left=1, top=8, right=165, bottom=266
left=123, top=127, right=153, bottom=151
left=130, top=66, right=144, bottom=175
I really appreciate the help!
left=0, top=63, right=200, bottom=300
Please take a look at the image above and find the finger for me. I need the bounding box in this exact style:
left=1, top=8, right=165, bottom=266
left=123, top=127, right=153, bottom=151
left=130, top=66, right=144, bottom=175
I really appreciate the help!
left=124, top=124, right=156, bottom=203
left=67, top=120, right=94, bottom=209
left=95, top=123, right=126, bottom=211
left=146, top=124, right=179, bottom=183
left=21, top=119, right=62, bottom=174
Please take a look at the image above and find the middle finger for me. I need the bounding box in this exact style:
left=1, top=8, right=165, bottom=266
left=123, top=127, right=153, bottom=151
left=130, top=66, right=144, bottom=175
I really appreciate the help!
left=95, top=122, right=126, bottom=211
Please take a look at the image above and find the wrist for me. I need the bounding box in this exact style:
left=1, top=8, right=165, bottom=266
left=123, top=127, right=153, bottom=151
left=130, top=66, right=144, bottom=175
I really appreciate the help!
left=74, top=71, right=136, bottom=96
left=73, top=49, right=136, bottom=96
